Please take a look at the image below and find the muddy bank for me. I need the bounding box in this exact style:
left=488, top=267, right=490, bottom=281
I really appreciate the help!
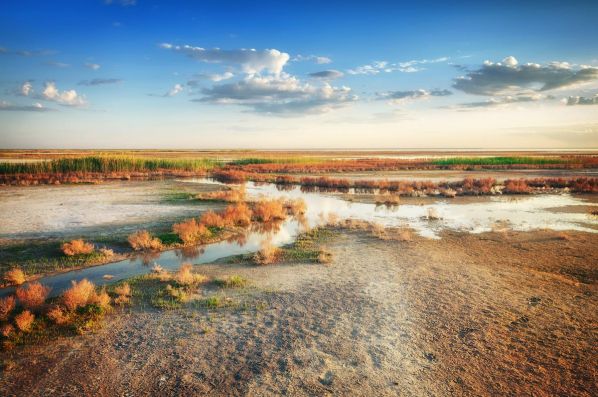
left=1, top=229, right=596, bottom=396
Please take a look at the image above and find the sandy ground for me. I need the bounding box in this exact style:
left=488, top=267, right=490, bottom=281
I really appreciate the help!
left=1, top=228, right=596, bottom=396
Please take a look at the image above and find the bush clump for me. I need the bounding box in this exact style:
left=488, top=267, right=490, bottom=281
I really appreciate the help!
left=61, top=239, right=95, bottom=256
left=128, top=230, right=163, bottom=251
left=3, top=268, right=26, bottom=286
left=172, top=219, right=211, bottom=245
left=16, top=282, right=50, bottom=310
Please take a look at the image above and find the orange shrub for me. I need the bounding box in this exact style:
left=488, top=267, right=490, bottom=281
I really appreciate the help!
left=199, top=211, right=226, bottom=228
left=3, top=268, right=26, bottom=286
left=47, top=305, right=69, bottom=325
left=16, top=282, right=50, bottom=309
left=61, top=279, right=95, bottom=311
left=114, top=283, right=132, bottom=305
left=173, top=218, right=211, bottom=244
left=252, top=199, right=287, bottom=222
left=61, top=239, right=94, bottom=256
left=253, top=241, right=280, bottom=265
left=128, top=230, right=163, bottom=251
left=0, top=295, right=16, bottom=321
left=1, top=323, right=14, bottom=337
left=89, top=288, right=111, bottom=310
left=222, top=203, right=252, bottom=226
left=15, top=310, right=35, bottom=332
left=196, top=186, right=246, bottom=202
left=175, top=263, right=208, bottom=286
left=504, top=179, right=531, bottom=194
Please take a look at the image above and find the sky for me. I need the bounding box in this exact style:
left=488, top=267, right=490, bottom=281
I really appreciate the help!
left=1, top=0, right=597, bottom=149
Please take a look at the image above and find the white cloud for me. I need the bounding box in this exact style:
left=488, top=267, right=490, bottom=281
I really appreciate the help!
left=160, top=43, right=290, bottom=75
left=166, top=84, right=184, bottom=97
left=377, top=89, right=452, bottom=103
left=453, top=56, right=598, bottom=95
left=85, top=63, right=101, bottom=70
left=196, top=73, right=356, bottom=115
left=20, top=81, right=33, bottom=96
left=293, top=55, right=332, bottom=64
left=348, top=57, right=449, bottom=75
left=40, top=82, right=87, bottom=106
left=0, top=100, right=55, bottom=112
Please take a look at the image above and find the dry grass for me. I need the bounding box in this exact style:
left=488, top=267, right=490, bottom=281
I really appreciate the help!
left=173, top=218, right=211, bottom=245
left=14, top=310, right=35, bottom=332
left=222, top=203, right=252, bottom=226
left=114, top=283, right=132, bottom=305
left=3, top=268, right=26, bottom=286
left=99, top=247, right=114, bottom=257
left=253, top=241, right=281, bottom=265
left=1, top=323, right=14, bottom=337
left=61, top=239, right=95, bottom=256
left=317, top=249, right=333, bottom=264
left=0, top=295, right=16, bottom=321
left=46, top=306, right=69, bottom=325
left=199, top=211, right=226, bottom=228
left=175, top=264, right=208, bottom=286
left=128, top=230, right=163, bottom=251
left=252, top=198, right=287, bottom=222
left=16, top=282, right=50, bottom=310
left=503, top=179, right=531, bottom=194
left=90, top=288, right=111, bottom=310
left=61, top=279, right=96, bottom=311
left=196, top=185, right=246, bottom=202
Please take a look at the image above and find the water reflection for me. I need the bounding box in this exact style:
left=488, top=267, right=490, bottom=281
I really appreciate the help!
left=3, top=178, right=596, bottom=297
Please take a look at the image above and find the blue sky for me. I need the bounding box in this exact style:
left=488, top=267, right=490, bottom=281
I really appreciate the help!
left=1, top=0, right=597, bottom=148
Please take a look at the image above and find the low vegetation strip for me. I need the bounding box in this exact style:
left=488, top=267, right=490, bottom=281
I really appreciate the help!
left=0, top=156, right=220, bottom=175
left=212, top=171, right=598, bottom=195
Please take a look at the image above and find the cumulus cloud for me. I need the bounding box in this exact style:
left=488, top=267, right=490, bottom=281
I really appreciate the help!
left=565, top=94, right=598, bottom=105
left=453, top=56, right=598, bottom=95
left=196, top=73, right=356, bottom=115
left=19, top=81, right=33, bottom=96
left=78, top=78, right=122, bottom=86
left=40, top=82, right=87, bottom=106
left=309, top=70, right=344, bottom=80
left=84, top=63, right=101, bottom=70
left=347, top=57, right=449, bottom=75
left=160, top=43, right=290, bottom=75
left=377, top=88, right=452, bottom=102
left=293, top=54, right=332, bottom=64
left=0, top=100, right=55, bottom=112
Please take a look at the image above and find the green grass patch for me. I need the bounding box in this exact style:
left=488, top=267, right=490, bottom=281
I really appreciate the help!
left=155, top=232, right=183, bottom=246
left=228, top=157, right=326, bottom=166
left=214, top=275, right=247, bottom=288
left=0, top=156, right=221, bottom=175
left=431, top=156, right=567, bottom=166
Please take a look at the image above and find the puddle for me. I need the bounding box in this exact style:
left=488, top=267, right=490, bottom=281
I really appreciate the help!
left=1, top=178, right=596, bottom=296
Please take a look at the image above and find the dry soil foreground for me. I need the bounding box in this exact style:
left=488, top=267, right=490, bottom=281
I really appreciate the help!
left=1, top=229, right=596, bottom=396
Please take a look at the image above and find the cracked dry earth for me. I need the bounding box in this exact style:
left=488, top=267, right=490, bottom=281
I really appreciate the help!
left=1, top=229, right=596, bottom=396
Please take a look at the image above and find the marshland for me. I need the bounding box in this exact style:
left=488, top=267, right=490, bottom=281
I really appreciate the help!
left=0, top=150, right=596, bottom=396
